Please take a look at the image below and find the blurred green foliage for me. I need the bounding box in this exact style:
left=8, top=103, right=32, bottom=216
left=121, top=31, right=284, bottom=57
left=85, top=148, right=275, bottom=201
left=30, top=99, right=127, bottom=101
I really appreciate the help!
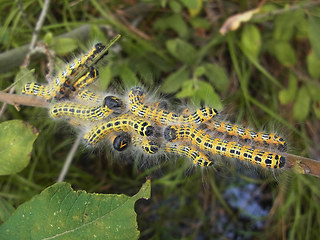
left=0, top=0, right=320, bottom=239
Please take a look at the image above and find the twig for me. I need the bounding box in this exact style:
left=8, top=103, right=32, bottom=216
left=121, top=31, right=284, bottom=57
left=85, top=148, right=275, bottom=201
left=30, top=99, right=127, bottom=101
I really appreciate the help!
left=28, top=0, right=50, bottom=52
left=57, top=134, right=82, bottom=183
left=0, top=92, right=49, bottom=108
left=285, top=153, right=320, bottom=178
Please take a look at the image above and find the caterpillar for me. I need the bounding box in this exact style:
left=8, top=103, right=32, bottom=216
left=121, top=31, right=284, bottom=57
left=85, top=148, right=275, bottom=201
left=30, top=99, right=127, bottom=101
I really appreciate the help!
left=50, top=95, right=123, bottom=121
left=164, top=125, right=286, bottom=169
left=205, top=120, right=287, bottom=152
left=164, top=143, right=213, bottom=167
left=84, top=114, right=155, bottom=146
left=22, top=43, right=107, bottom=100
left=128, top=87, right=218, bottom=125
left=76, top=90, right=104, bottom=104
left=131, top=135, right=161, bottom=155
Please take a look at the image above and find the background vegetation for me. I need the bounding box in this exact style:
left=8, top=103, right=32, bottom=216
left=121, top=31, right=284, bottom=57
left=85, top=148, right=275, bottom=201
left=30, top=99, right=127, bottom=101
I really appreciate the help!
left=1, top=0, right=320, bottom=239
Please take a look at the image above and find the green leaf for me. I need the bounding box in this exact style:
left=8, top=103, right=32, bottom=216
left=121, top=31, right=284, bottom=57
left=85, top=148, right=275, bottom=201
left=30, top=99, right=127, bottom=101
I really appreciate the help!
left=98, top=63, right=113, bottom=90
left=90, top=25, right=107, bottom=42
left=14, top=67, right=36, bottom=93
left=308, top=15, right=320, bottom=59
left=278, top=73, right=297, bottom=104
left=166, top=38, right=197, bottom=65
left=307, top=51, right=320, bottom=79
left=119, top=65, right=139, bottom=88
left=272, top=41, right=297, bottom=67
left=192, top=80, right=222, bottom=110
left=307, top=83, right=320, bottom=102
left=175, top=79, right=194, bottom=98
left=43, top=32, right=54, bottom=46
left=241, top=24, right=261, bottom=59
left=313, top=101, right=320, bottom=120
left=202, top=63, right=229, bottom=92
left=0, top=198, right=15, bottom=223
left=169, top=0, right=181, bottom=13
left=180, top=0, right=198, bottom=9
left=161, top=66, right=190, bottom=93
left=293, top=86, right=311, bottom=121
left=153, top=14, right=189, bottom=38
left=53, top=38, right=78, bottom=55
left=189, top=17, right=210, bottom=30
left=0, top=180, right=151, bottom=240
left=0, top=120, right=38, bottom=175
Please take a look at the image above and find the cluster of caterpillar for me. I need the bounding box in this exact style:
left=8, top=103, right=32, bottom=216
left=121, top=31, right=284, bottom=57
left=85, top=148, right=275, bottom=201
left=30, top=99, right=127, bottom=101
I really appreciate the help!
left=21, top=42, right=287, bottom=169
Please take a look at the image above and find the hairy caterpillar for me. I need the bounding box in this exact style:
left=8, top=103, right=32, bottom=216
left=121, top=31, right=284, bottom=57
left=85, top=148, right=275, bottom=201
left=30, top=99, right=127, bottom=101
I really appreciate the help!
left=76, top=90, right=104, bottom=104
left=206, top=120, right=287, bottom=152
left=22, top=43, right=106, bottom=100
left=164, top=125, right=286, bottom=169
left=131, top=135, right=161, bottom=155
left=84, top=114, right=155, bottom=145
left=128, top=87, right=218, bottom=125
left=50, top=95, right=122, bottom=121
left=164, top=143, right=213, bottom=167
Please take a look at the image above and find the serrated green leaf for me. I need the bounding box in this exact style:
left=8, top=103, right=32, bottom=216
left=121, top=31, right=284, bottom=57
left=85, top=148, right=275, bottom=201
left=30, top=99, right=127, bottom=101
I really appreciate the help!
left=241, top=24, right=261, bottom=59
left=278, top=74, right=297, bottom=104
left=202, top=63, right=229, bottom=92
left=0, top=180, right=151, bottom=240
left=98, top=63, right=113, bottom=90
left=53, top=38, right=78, bottom=55
left=14, top=67, right=36, bottom=93
left=308, top=15, right=320, bottom=59
left=161, top=66, right=190, bottom=93
left=272, top=41, right=297, bottom=66
left=293, top=86, right=311, bottom=121
left=307, top=51, right=320, bottom=79
left=169, top=0, right=181, bottom=13
left=313, top=101, right=320, bottom=120
left=166, top=38, right=197, bottom=65
left=0, top=120, right=38, bottom=175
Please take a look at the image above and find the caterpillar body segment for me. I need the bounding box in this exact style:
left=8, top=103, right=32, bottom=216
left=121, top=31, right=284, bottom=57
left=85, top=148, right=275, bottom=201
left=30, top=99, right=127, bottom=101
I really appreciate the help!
left=206, top=120, right=287, bottom=152
left=112, top=132, right=131, bottom=152
left=164, top=125, right=286, bottom=169
left=76, top=90, right=104, bottom=104
left=84, top=114, right=155, bottom=146
left=71, top=67, right=99, bottom=92
left=164, top=143, right=213, bottom=167
left=50, top=102, right=113, bottom=121
left=22, top=83, right=52, bottom=100
left=128, top=87, right=218, bottom=125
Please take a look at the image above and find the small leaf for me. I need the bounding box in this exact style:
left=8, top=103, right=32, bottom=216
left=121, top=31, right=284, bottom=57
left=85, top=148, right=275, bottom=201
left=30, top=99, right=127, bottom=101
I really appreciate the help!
left=161, top=66, right=190, bottom=93
left=293, top=86, right=311, bottom=121
left=0, top=120, right=38, bottom=175
left=169, top=0, right=181, bottom=13
left=119, top=65, right=139, bottom=88
left=166, top=38, right=197, bottom=65
left=14, top=67, right=36, bottom=93
left=278, top=74, right=297, bottom=104
left=175, top=80, right=194, bottom=98
left=43, top=32, right=54, bottom=46
left=189, top=17, right=211, bottom=30
left=192, top=80, right=223, bottom=110
left=202, top=63, right=229, bottom=92
left=0, top=180, right=151, bottom=240
left=180, top=0, right=202, bottom=17
left=153, top=14, right=189, bottom=38
left=307, top=83, right=320, bottom=102
left=53, top=38, right=78, bottom=55
left=308, top=15, right=320, bottom=59
left=241, top=24, right=261, bottom=59
left=307, top=51, right=320, bottom=79
left=98, top=63, right=113, bottom=90
left=272, top=41, right=297, bottom=66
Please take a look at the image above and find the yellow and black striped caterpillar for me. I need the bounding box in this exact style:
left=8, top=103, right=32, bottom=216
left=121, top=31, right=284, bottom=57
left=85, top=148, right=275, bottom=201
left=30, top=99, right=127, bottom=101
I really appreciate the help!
left=164, top=125, right=286, bottom=169
left=22, top=43, right=106, bottom=100
left=84, top=114, right=155, bottom=145
left=128, top=87, right=218, bottom=125
left=76, top=90, right=104, bottom=104
left=50, top=95, right=122, bottom=121
left=206, top=120, right=287, bottom=152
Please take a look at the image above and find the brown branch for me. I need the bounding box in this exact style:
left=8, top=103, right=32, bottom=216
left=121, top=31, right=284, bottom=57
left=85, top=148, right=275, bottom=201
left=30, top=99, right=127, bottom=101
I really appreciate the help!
left=285, top=153, right=320, bottom=178
left=0, top=92, right=49, bottom=108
